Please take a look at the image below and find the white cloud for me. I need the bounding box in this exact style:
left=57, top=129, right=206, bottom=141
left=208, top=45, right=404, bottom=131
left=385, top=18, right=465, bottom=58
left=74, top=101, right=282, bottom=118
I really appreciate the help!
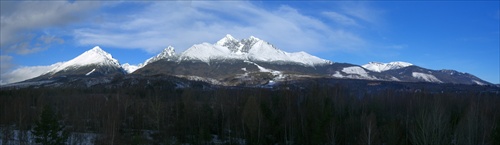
left=0, top=55, right=14, bottom=74
left=74, top=1, right=367, bottom=54
left=322, top=11, right=359, bottom=26
left=0, top=1, right=98, bottom=54
left=328, top=30, right=366, bottom=51
left=0, top=62, right=63, bottom=85
left=339, top=1, right=384, bottom=25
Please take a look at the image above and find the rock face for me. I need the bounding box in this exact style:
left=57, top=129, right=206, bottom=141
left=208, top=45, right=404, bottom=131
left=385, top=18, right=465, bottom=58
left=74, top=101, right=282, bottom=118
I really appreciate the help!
left=19, top=35, right=492, bottom=86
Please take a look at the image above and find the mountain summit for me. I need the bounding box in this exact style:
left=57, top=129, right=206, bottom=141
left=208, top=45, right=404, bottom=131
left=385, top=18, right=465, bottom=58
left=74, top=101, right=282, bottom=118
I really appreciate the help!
left=144, top=46, right=177, bottom=65
left=178, top=34, right=332, bottom=66
left=47, top=46, right=121, bottom=73
left=34, top=46, right=124, bottom=80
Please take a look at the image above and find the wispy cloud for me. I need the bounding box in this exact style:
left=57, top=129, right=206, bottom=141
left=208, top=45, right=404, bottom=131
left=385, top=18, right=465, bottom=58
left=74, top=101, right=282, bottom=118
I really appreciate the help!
left=0, top=1, right=98, bottom=82
left=0, top=55, right=14, bottom=74
left=322, top=11, right=360, bottom=27
left=0, top=1, right=98, bottom=54
left=0, top=62, right=63, bottom=85
left=339, top=1, right=384, bottom=25
left=74, top=1, right=368, bottom=54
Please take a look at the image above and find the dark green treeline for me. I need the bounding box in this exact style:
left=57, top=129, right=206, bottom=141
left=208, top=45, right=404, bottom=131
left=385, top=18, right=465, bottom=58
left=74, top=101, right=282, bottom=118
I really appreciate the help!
left=1, top=84, right=500, bottom=144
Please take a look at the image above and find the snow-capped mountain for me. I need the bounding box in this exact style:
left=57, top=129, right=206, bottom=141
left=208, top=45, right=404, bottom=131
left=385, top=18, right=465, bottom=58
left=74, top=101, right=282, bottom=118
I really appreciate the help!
left=121, top=46, right=177, bottom=73
left=121, top=63, right=141, bottom=73
left=382, top=65, right=491, bottom=85
left=131, top=35, right=492, bottom=86
left=11, top=34, right=492, bottom=87
left=178, top=34, right=331, bottom=66
left=46, top=46, right=121, bottom=74
left=32, top=46, right=125, bottom=80
left=362, top=61, right=413, bottom=72
left=144, top=46, right=177, bottom=65
left=134, top=35, right=335, bottom=85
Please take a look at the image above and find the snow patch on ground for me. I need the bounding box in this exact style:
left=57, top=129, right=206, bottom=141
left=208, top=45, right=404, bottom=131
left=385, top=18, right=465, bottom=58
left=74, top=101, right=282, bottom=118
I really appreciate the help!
left=331, top=71, right=343, bottom=78
left=84, top=77, right=111, bottom=87
left=412, top=72, right=442, bottom=83
left=243, top=60, right=287, bottom=85
left=244, top=60, right=283, bottom=79
left=0, top=129, right=97, bottom=145
left=473, top=80, right=486, bottom=85
left=362, top=61, right=413, bottom=72
left=390, top=76, right=401, bottom=81
left=342, top=66, right=368, bottom=75
left=244, top=61, right=274, bottom=73
left=175, top=75, right=222, bottom=85
left=331, top=67, right=378, bottom=80
left=342, top=66, right=376, bottom=80
left=85, top=69, right=96, bottom=76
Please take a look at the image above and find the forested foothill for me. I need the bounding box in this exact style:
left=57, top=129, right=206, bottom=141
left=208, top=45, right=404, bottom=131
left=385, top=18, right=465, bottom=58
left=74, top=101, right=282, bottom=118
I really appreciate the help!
left=1, top=78, right=499, bottom=144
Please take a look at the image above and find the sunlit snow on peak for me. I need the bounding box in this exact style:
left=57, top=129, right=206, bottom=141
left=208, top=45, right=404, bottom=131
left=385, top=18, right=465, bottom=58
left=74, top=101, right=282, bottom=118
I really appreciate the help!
left=216, top=34, right=238, bottom=46
left=46, top=46, right=121, bottom=74
left=362, top=61, right=413, bottom=72
left=121, top=63, right=140, bottom=73
left=180, top=34, right=332, bottom=66
left=143, top=46, right=177, bottom=65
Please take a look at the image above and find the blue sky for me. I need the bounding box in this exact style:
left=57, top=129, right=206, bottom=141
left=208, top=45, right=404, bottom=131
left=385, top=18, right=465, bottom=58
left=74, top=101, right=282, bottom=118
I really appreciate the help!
left=1, top=1, right=499, bottom=84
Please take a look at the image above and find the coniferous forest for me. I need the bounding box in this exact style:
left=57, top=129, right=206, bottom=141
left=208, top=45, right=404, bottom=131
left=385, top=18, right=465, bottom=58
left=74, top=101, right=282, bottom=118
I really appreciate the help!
left=1, top=80, right=500, bottom=144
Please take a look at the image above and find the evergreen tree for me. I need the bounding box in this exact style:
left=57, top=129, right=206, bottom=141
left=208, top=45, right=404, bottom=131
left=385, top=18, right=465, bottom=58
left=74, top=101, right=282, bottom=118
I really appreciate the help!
left=32, top=105, right=68, bottom=145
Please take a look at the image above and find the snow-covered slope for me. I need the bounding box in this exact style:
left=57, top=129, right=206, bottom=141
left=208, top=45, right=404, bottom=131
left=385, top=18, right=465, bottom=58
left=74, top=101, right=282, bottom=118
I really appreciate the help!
left=412, top=72, right=442, bottom=83
left=330, top=66, right=378, bottom=80
left=46, top=46, right=122, bottom=74
left=342, top=66, right=370, bottom=76
left=179, top=34, right=331, bottom=66
left=144, top=46, right=177, bottom=65
left=180, top=43, right=240, bottom=62
left=362, top=61, right=413, bottom=72
left=121, top=63, right=141, bottom=73
left=121, top=46, right=177, bottom=73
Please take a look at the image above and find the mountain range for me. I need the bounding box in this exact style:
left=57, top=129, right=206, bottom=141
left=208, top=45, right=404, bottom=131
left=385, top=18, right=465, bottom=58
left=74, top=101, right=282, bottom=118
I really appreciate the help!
left=8, top=34, right=492, bottom=87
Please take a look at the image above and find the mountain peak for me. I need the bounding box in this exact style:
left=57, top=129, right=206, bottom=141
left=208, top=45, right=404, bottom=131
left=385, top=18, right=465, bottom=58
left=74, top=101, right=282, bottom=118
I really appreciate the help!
left=216, top=34, right=239, bottom=46
left=362, top=61, right=413, bottom=72
left=178, top=34, right=331, bottom=66
left=90, top=45, right=103, bottom=51
left=387, top=61, right=413, bottom=67
left=163, top=46, right=176, bottom=57
left=143, top=46, right=177, bottom=66
left=86, top=46, right=113, bottom=59
left=45, top=46, right=121, bottom=75
left=248, top=36, right=261, bottom=41
left=224, top=34, right=236, bottom=39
